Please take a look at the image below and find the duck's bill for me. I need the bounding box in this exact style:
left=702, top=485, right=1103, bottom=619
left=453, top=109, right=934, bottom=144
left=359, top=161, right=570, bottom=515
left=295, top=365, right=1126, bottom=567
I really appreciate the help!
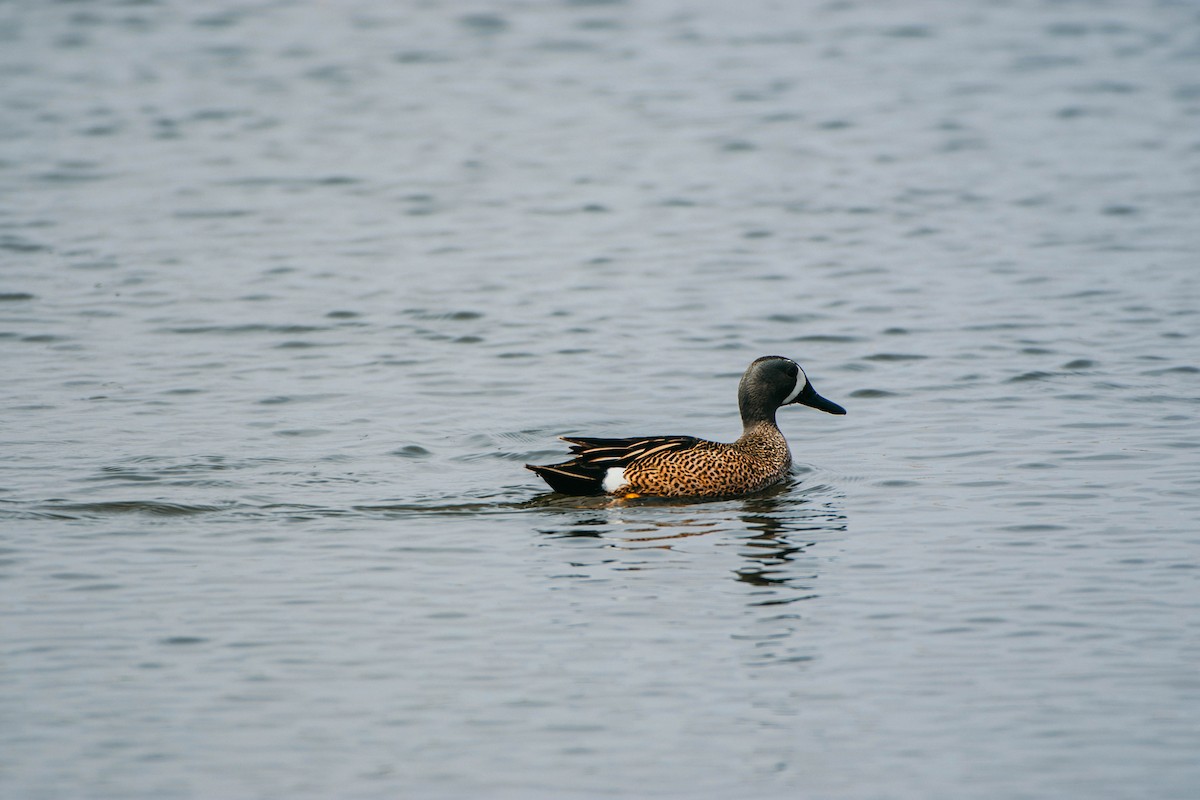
left=792, top=382, right=847, bottom=415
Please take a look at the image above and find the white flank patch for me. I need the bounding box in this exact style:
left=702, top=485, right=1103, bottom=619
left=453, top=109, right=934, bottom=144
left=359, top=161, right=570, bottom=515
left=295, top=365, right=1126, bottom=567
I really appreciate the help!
left=782, top=364, right=808, bottom=404
left=602, top=467, right=627, bottom=494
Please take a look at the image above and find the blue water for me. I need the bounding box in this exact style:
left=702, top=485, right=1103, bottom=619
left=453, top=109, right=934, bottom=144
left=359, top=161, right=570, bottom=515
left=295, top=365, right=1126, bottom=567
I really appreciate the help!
left=3, top=1, right=1199, bottom=798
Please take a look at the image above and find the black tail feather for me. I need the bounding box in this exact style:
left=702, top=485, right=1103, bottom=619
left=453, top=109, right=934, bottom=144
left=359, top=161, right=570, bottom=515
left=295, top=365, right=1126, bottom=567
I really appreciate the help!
left=525, top=462, right=608, bottom=495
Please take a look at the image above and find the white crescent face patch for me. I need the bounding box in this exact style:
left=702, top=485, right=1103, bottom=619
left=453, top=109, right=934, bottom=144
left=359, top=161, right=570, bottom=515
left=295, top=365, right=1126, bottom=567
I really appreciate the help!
left=781, top=363, right=808, bottom=405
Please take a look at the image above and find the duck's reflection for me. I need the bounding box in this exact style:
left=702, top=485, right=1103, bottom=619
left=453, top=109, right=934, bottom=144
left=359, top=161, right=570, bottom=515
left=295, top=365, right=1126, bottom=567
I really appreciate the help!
left=531, top=480, right=846, bottom=589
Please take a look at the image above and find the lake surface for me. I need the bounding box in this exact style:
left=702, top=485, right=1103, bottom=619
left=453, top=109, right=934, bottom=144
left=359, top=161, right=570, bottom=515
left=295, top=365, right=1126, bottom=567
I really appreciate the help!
left=3, top=1, right=1199, bottom=798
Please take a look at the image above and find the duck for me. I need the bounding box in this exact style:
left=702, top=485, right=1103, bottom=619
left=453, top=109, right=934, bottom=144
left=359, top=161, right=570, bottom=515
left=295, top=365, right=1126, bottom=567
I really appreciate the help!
left=526, top=356, right=845, bottom=498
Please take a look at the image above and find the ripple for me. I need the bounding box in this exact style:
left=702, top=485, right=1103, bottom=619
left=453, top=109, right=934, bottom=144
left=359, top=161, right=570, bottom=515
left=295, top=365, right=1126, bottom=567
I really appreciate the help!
left=391, top=445, right=432, bottom=458
left=162, top=323, right=328, bottom=335
left=37, top=501, right=230, bottom=517
left=862, top=353, right=928, bottom=362
left=394, top=50, right=453, bottom=64
left=402, top=308, right=484, bottom=321
left=459, top=13, right=508, bottom=34
left=1008, top=370, right=1057, bottom=383
left=172, top=208, right=253, bottom=219
left=1143, top=365, right=1199, bottom=376
left=1000, top=524, right=1068, bottom=533
left=792, top=334, right=863, bottom=343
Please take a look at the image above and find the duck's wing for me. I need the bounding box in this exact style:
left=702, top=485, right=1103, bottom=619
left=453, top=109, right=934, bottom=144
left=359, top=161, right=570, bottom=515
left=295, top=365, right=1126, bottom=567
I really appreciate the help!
left=560, top=435, right=701, bottom=466
left=526, top=435, right=702, bottom=495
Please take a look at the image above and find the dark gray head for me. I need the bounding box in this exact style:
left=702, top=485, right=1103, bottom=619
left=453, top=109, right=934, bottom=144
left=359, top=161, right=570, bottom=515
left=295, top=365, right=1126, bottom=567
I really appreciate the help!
left=737, top=355, right=846, bottom=427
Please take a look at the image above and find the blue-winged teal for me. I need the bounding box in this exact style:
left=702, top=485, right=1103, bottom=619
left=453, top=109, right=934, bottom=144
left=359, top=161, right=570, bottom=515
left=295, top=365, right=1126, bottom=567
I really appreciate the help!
left=526, top=356, right=846, bottom=498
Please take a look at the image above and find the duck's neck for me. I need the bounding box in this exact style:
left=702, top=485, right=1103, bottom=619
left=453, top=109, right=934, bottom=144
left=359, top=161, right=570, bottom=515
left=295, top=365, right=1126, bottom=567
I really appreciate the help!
left=738, top=383, right=779, bottom=434
left=738, top=418, right=782, bottom=446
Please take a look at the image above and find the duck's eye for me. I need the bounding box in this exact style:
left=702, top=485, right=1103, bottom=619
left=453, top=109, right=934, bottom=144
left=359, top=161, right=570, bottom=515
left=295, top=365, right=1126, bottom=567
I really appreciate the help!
left=784, top=364, right=798, bottom=378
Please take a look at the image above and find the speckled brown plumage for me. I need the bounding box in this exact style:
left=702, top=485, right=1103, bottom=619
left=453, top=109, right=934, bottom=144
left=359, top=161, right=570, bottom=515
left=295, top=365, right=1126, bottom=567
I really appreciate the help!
left=526, top=356, right=846, bottom=499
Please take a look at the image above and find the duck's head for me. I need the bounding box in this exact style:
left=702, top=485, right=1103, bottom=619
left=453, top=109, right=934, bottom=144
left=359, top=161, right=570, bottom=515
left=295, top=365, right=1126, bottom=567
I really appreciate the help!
left=739, top=355, right=846, bottom=424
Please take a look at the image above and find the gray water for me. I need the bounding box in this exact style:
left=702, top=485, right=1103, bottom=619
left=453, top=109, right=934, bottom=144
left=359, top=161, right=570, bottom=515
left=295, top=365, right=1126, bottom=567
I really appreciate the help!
left=3, top=1, right=1200, bottom=798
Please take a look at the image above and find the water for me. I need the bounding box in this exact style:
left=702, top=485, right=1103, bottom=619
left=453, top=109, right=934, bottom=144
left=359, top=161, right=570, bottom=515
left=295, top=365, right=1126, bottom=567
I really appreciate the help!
left=3, top=1, right=1199, bottom=797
